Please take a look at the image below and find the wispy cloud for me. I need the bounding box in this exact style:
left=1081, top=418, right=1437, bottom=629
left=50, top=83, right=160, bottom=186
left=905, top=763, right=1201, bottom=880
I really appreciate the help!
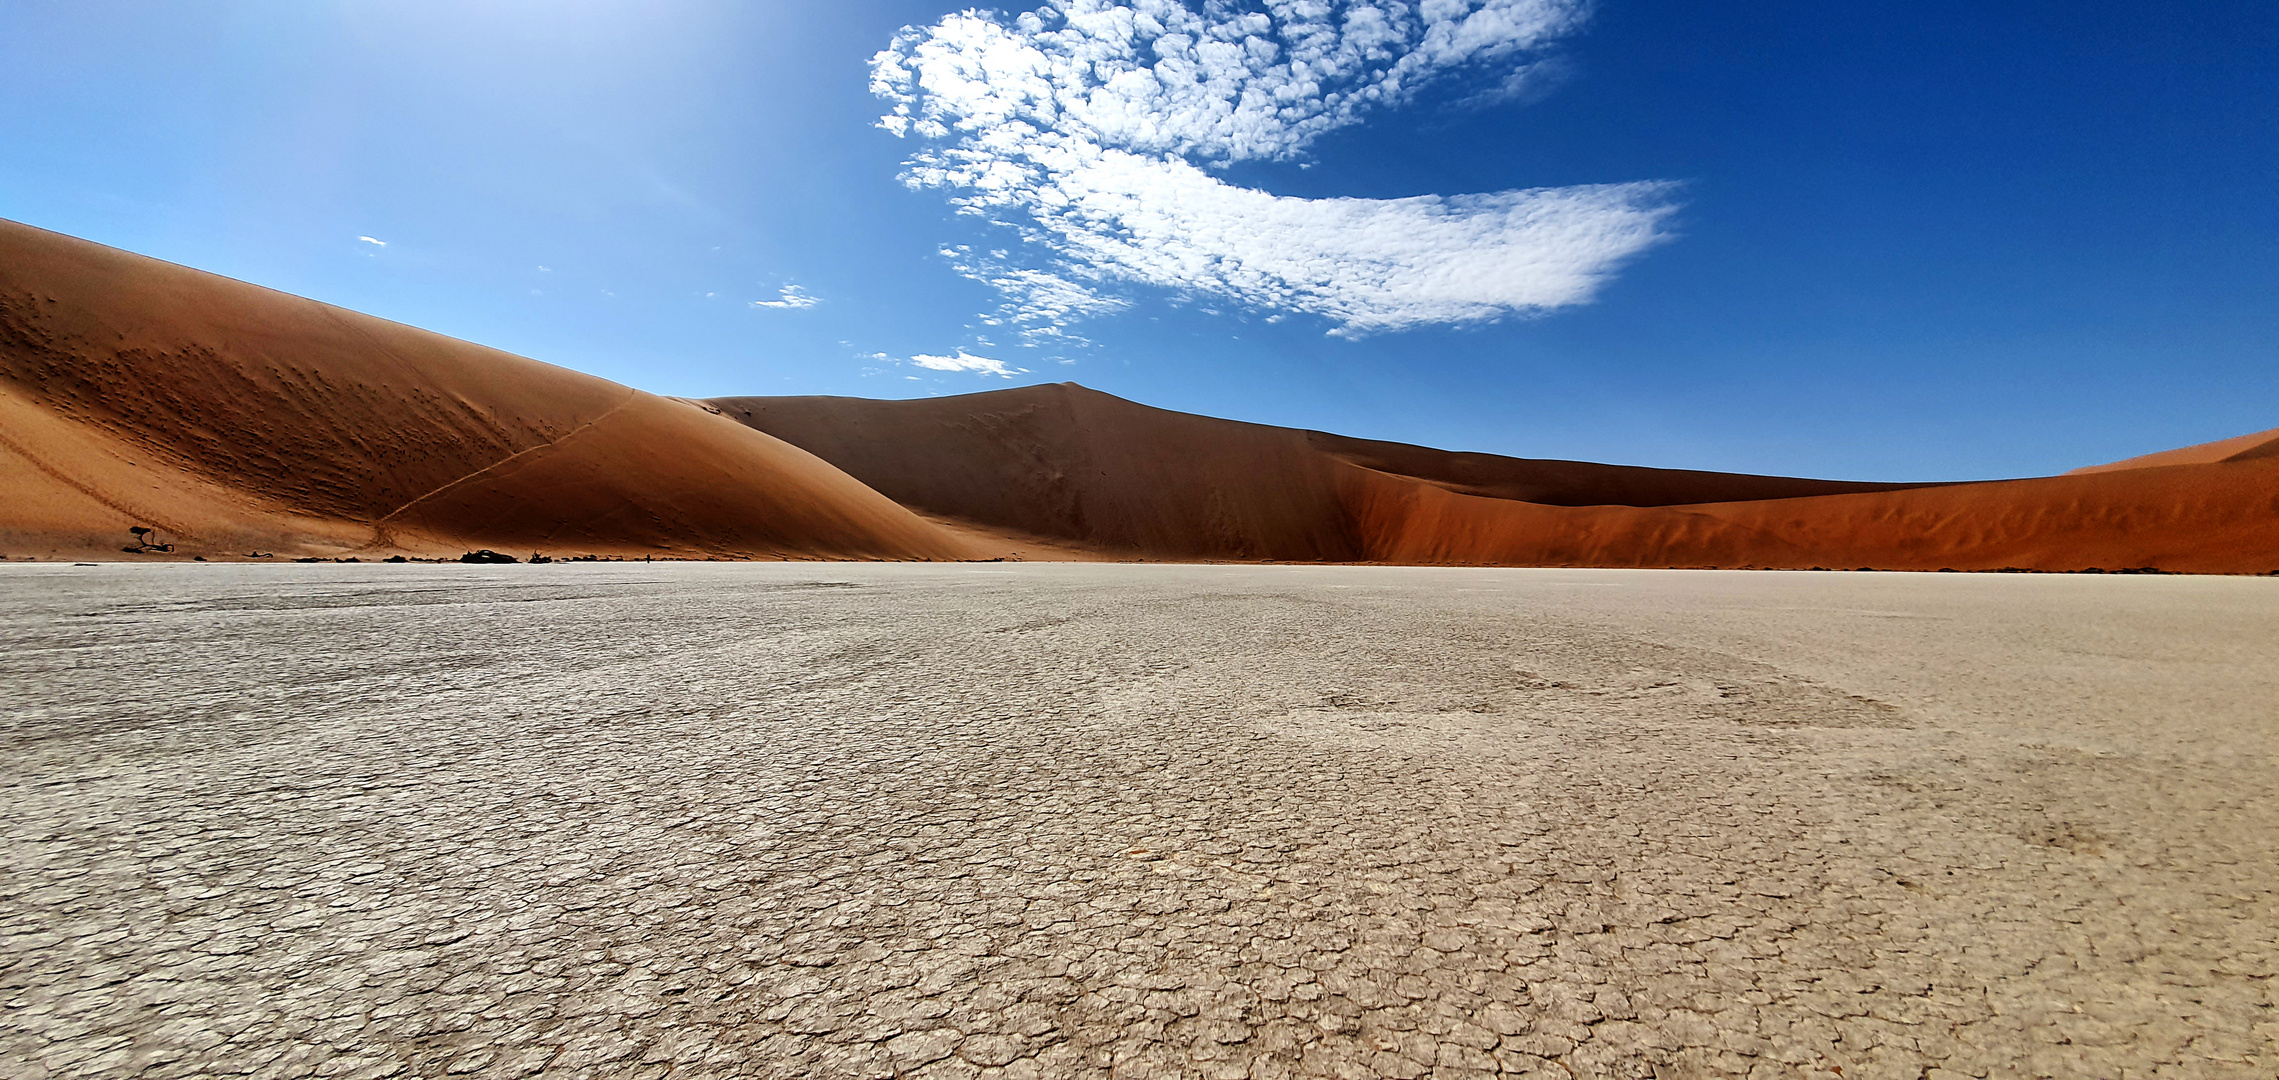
left=872, top=1, right=1678, bottom=337
left=1454, top=54, right=1577, bottom=109
left=940, top=245, right=1128, bottom=343
left=909, top=350, right=1026, bottom=378
left=357, top=235, right=387, bottom=247
left=751, top=284, right=820, bottom=310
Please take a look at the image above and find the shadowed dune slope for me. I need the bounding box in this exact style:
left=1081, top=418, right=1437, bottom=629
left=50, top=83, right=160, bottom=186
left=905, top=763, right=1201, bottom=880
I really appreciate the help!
left=6, top=221, right=2264, bottom=572
left=712, top=385, right=1361, bottom=560
left=0, top=220, right=976, bottom=560
left=718, top=384, right=2279, bottom=574
left=1303, top=430, right=1950, bottom=506
left=710, top=384, right=1949, bottom=561
left=2068, top=426, right=2279, bottom=475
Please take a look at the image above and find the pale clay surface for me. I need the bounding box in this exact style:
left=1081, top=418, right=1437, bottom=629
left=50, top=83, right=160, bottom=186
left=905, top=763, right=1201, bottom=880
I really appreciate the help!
left=1, top=563, right=2274, bottom=1080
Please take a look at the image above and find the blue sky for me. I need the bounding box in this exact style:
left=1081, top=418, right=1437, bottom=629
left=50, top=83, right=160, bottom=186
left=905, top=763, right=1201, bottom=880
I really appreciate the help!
left=2, top=1, right=2272, bottom=481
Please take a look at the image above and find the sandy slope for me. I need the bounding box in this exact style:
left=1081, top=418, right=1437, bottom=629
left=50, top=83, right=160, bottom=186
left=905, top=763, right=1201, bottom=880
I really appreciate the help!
left=5, top=221, right=2265, bottom=572
left=2068, top=424, right=2279, bottom=474
left=1343, top=456, right=2279, bottom=574
left=720, top=384, right=2279, bottom=574
left=0, top=220, right=977, bottom=561
left=712, top=385, right=1946, bottom=559
left=712, top=385, right=1364, bottom=561
left=1304, top=429, right=1949, bottom=506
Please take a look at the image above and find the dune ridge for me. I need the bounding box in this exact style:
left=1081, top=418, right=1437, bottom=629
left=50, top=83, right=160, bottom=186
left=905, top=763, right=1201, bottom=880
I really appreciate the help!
left=1303, top=429, right=1954, bottom=506
left=718, top=384, right=2279, bottom=575
left=5, top=220, right=2269, bottom=573
left=709, top=385, right=1955, bottom=560
left=711, top=387, right=1360, bottom=561
left=2068, top=425, right=2279, bottom=475
left=0, top=220, right=978, bottom=561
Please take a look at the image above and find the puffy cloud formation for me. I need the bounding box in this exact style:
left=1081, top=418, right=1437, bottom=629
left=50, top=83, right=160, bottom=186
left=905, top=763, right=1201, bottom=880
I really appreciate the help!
left=872, top=0, right=1677, bottom=336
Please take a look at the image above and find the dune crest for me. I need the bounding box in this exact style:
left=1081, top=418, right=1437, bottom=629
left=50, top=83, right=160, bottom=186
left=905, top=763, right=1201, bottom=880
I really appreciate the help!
left=2068, top=426, right=2279, bottom=475
left=6, top=220, right=2267, bottom=573
left=0, top=220, right=978, bottom=561
left=718, top=384, right=2279, bottom=575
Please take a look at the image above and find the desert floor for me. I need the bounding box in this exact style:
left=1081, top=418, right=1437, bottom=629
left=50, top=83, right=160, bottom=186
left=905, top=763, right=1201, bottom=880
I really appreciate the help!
left=2, top=564, right=2273, bottom=1080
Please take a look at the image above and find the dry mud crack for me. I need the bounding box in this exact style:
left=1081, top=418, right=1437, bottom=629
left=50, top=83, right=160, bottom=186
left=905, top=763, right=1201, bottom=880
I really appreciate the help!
left=2, top=564, right=2273, bottom=1079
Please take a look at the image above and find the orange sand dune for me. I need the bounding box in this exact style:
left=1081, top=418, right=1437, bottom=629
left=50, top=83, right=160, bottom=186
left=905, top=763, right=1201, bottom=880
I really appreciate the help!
left=0, top=220, right=978, bottom=561
left=6, top=220, right=2266, bottom=572
left=719, top=384, right=2279, bottom=574
left=1304, top=429, right=1950, bottom=506
left=1344, top=457, right=2279, bottom=574
left=713, top=385, right=1364, bottom=561
left=712, top=384, right=1949, bottom=561
left=2068, top=425, right=2279, bottom=475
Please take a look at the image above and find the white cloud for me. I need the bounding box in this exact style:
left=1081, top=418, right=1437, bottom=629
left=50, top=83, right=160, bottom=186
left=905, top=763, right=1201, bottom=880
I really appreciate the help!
left=940, top=245, right=1128, bottom=342
left=751, top=284, right=820, bottom=309
left=872, top=0, right=1677, bottom=336
left=910, top=350, right=1027, bottom=378
left=357, top=235, right=387, bottom=246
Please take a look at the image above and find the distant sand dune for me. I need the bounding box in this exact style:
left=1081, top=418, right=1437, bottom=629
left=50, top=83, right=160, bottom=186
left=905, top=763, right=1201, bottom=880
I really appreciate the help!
left=1340, top=456, right=2279, bottom=574
left=4, top=219, right=2270, bottom=572
left=2067, top=425, right=2279, bottom=475
left=718, top=384, right=2279, bottom=574
left=712, top=386, right=1363, bottom=561
left=0, top=220, right=978, bottom=561
left=1305, top=428, right=1953, bottom=507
